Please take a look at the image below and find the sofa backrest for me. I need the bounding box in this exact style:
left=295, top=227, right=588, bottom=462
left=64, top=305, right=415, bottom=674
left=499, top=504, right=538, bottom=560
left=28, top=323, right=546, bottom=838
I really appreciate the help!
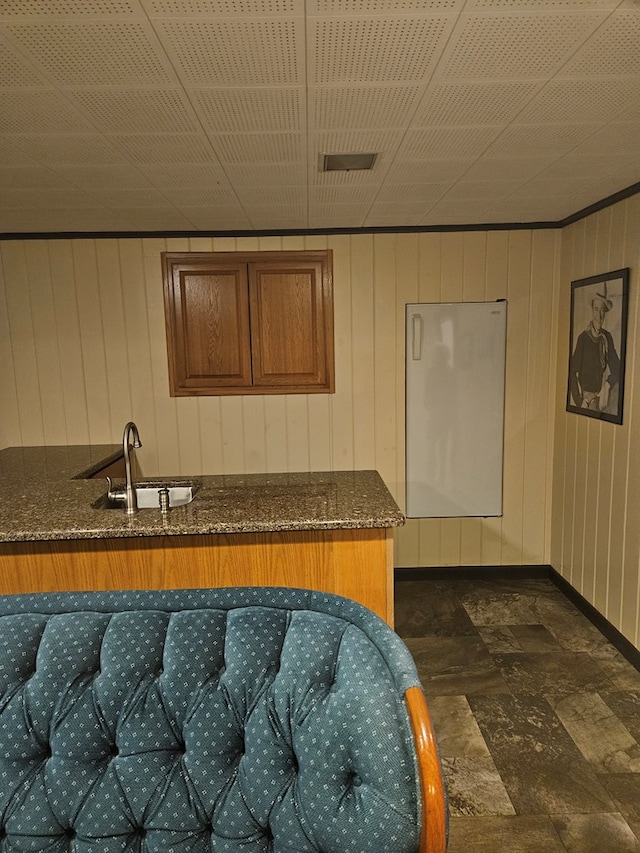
left=0, top=587, right=433, bottom=852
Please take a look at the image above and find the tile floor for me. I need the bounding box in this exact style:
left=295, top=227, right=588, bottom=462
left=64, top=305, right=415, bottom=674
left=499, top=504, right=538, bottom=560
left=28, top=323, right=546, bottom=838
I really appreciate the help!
left=394, top=576, right=640, bottom=853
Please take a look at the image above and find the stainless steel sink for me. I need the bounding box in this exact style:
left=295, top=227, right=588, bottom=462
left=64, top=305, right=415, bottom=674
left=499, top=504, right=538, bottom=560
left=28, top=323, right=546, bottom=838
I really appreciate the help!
left=93, top=480, right=199, bottom=510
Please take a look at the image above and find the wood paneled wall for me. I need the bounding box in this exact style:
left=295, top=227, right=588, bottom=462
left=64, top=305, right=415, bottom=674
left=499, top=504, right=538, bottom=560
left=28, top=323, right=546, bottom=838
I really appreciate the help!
left=552, top=195, right=640, bottom=650
left=0, top=229, right=560, bottom=568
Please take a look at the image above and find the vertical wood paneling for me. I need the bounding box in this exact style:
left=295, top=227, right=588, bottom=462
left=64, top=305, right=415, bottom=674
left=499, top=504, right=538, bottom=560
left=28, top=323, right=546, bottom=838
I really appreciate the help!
left=0, top=244, right=21, bottom=448
left=552, top=194, right=640, bottom=651
left=2, top=242, right=45, bottom=444
left=25, top=241, right=67, bottom=444
left=329, top=234, right=354, bottom=470
left=50, top=240, right=89, bottom=444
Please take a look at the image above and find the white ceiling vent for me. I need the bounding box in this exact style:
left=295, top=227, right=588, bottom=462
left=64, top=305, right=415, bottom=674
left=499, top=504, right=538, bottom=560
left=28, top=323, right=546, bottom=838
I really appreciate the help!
left=322, top=153, right=377, bottom=172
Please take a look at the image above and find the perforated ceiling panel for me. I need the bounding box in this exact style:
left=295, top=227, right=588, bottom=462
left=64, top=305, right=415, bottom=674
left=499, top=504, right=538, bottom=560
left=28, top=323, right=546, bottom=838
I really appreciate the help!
left=0, top=0, right=639, bottom=233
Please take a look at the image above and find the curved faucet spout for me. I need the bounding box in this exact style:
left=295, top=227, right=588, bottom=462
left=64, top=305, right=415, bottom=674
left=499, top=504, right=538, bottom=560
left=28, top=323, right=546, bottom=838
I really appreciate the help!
left=123, top=421, right=142, bottom=515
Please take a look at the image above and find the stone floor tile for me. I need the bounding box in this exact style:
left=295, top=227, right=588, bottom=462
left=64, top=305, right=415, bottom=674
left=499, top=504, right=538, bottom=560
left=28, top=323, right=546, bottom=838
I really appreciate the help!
left=601, top=692, right=640, bottom=742
left=510, top=623, right=563, bottom=652
left=394, top=580, right=477, bottom=638
left=599, top=774, right=640, bottom=822
left=547, top=692, right=640, bottom=773
left=428, top=695, right=491, bottom=757
left=494, top=650, right=614, bottom=696
left=459, top=592, right=539, bottom=626
left=550, top=812, right=640, bottom=853
left=478, top=625, right=524, bottom=654
left=403, top=635, right=510, bottom=697
left=446, top=815, right=566, bottom=853
left=441, top=756, right=516, bottom=816
left=469, top=693, right=615, bottom=814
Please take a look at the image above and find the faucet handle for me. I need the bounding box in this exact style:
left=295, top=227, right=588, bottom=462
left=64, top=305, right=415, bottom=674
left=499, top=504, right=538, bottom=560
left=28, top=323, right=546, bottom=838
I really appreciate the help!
left=106, top=476, right=126, bottom=504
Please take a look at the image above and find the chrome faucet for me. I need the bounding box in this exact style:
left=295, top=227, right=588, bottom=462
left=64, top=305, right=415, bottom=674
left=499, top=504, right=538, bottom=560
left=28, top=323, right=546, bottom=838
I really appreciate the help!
left=107, top=421, right=142, bottom=514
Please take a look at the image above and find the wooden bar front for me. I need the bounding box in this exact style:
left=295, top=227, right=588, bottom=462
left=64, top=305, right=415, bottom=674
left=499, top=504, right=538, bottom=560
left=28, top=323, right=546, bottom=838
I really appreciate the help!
left=0, top=527, right=395, bottom=625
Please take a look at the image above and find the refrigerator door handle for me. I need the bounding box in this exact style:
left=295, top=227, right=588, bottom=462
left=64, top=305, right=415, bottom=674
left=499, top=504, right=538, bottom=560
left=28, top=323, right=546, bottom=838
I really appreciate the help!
left=411, top=313, right=422, bottom=360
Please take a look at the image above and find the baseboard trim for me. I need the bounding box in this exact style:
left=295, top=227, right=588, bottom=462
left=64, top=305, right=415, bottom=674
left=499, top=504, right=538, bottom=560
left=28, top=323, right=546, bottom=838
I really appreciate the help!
left=394, top=565, right=551, bottom=582
left=548, top=568, right=640, bottom=672
left=394, top=564, right=640, bottom=672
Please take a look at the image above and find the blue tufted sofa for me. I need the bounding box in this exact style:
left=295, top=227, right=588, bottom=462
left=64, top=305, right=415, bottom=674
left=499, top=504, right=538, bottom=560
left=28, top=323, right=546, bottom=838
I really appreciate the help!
left=0, top=587, right=447, bottom=852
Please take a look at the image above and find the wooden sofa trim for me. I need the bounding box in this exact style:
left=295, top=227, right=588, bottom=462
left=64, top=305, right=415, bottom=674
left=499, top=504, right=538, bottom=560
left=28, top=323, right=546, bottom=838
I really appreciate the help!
left=405, top=686, right=448, bottom=853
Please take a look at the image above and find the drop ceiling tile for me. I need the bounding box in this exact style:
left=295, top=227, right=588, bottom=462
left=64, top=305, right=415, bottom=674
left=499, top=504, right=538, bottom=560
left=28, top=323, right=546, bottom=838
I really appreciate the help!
left=68, top=90, right=198, bottom=133
left=110, top=133, right=216, bottom=163
left=412, top=81, right=542, bottom=126
left=0, top=1, right=141, bottom=15
left=483, top=197, right=572, bottom=222
left=534, top=152, right=638, bottom=181
left=85, top=188, right=170, bottom=207
left=0, top=167, right=71, bottom=189
left=310, top=14, right=455, bottom=84
left=210, top=132, right=304, bottom=164
left=374, top=183, right=449, bottom=204
left=3, top=134, right=125, bottom=165
left=0, top=208, right=133, bottom=234
left=437, top=10, right=607, bottom=79
left=560, top=8, right=640, bottom=76
left=139, top=163, right=229, bottom=187
left=397, top=125, right=501, bottom=159
left=0, top=188, right=104, bottom=209
left=224, top=163, right=307, bottom=186
left=365, top=204, right=424, bottom=226
left=0, top=92, right=93, bottom=133
left=571, top=121, right=640, bottom=155
left=154, top=17, right=304, bottom=85
left=311, top=85, right=422, bottom=130
left=444, top=180, right=524, bottom=201
left=505, top=176, right=596, bottom=199
left=484, top=123, right=597, bottom=157
left=161, top=186, right=239, bottom=206
left=309, top=184, right=378, bottom=204
left=307, top=205, right=370, bottom=229
left=384, top=159, right=474, bottom=183
left=236, top=186, right=305, bottom=206
left=145, top=0, right=301, bottom=14
left=52, top=164, right=153, bottom=190
left=0, top=41, right=47, bottom=88
left=192, top=88, right=303, bottom=132
left=420, top=198, right=495, bottom=223
left=517, top=79, right=640, bottom=124
left=118, top=208, right=194, bottom=229
left=308, top=0, right=463, bottom=13
left=3, top=21, right=173, bottom=86
left=462, top=155, right=556, bottom=182
left=178, top=207, right=251, bottom=231
left=248, top=205, right=307, bottom=228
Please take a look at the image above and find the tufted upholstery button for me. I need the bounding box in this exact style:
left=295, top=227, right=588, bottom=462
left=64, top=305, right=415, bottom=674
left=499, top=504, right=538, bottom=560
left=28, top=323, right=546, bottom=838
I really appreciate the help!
left=351, top=772, right=362, bottom=787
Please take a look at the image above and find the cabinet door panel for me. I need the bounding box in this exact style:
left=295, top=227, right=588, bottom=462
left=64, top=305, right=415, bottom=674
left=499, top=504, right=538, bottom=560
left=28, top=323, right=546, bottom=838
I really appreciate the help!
left=249, top=261, right=330, bottom=389
left=166, top=263, right=252, bottom=394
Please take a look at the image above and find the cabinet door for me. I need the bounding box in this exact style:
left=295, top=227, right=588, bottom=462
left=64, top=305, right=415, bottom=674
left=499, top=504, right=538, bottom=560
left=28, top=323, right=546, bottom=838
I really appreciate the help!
left=162, top=250, right=334, bottom=396
left=249, top=259, right=333, bottom=392
left=164, top=261, right=252, bottom=395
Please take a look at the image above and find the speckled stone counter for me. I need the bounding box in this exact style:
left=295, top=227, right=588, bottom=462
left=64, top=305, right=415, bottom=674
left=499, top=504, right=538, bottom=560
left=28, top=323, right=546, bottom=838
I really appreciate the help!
left=0, top=445, right=404, bottom=543
left=0, top=446, right=403, bottom=624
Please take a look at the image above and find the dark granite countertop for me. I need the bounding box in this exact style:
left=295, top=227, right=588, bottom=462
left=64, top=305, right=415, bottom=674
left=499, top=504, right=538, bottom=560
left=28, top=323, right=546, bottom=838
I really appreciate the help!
left=0, top=446, right=404, bottom=544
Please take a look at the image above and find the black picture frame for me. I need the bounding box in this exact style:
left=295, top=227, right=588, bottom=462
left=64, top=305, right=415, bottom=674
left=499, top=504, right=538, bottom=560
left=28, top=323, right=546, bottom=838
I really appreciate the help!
left=567, top=268, right=629, bottom=425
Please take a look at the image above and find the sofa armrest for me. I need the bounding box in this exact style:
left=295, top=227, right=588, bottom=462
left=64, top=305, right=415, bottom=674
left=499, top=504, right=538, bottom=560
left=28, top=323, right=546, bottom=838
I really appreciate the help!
left=406, top=687, right=448, bottom=853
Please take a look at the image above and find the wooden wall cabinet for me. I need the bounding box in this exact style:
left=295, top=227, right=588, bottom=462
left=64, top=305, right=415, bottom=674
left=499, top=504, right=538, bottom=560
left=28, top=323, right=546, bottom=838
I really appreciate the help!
left=162, top=250, right=334, bottom=396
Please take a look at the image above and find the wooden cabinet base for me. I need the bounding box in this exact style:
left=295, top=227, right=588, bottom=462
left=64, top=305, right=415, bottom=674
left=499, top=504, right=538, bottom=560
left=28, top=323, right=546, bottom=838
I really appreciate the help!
left=0, top=528, right=395, bottom=625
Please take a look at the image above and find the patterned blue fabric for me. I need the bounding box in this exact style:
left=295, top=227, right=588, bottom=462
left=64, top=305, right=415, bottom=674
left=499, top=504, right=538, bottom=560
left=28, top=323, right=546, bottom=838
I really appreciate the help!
left=0, top=588, right=424, bottom=852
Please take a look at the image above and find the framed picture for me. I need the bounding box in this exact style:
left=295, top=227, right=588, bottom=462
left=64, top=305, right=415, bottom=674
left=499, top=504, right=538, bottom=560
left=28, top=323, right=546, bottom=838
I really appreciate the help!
left=567, top=268, right=629, bottom=425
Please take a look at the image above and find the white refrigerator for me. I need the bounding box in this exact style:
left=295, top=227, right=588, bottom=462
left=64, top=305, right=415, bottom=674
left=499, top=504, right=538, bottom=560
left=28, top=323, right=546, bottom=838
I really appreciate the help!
left=405, top=300, right=507, bottom=518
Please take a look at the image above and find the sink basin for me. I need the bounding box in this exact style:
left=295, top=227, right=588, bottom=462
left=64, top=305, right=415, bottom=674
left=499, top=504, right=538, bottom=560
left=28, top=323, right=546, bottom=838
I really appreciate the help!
left=93, top=480, right=199, bottom=510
